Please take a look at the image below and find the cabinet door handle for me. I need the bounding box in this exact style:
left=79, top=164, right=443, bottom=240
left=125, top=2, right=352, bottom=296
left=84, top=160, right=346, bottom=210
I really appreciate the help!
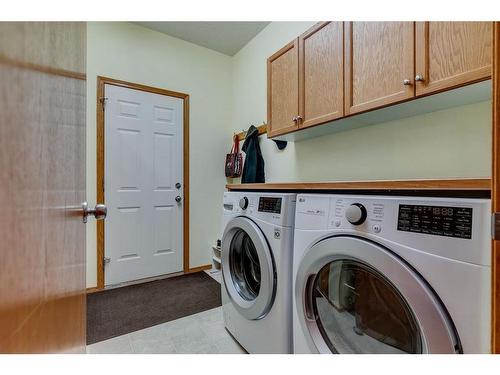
left=403, top=79, right=412, bottom=86
left=296, top=115, right=303, bottom=122
left=292, top=116, right=297, bottom=122
left=415, top=74, right=425, bottom=82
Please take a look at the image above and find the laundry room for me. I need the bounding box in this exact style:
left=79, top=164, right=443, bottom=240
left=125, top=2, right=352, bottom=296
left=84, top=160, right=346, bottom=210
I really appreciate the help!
left=1, top=1, right=500, bottom=374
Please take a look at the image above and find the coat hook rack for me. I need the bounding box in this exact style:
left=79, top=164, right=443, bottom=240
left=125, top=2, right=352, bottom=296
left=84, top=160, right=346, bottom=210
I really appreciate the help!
left=234, top=122, right=268, bottom=141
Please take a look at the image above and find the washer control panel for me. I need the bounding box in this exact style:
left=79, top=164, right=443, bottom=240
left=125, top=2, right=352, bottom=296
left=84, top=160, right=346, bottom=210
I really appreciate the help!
left=239, top=196, right=249, bottom=210
left=223, top=192, right=296, bottom=228
left=258, top=197, right=282, bottom=214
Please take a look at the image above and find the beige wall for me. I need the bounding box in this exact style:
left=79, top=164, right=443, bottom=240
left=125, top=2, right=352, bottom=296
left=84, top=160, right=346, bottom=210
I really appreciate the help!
left=86, top=22, right=232, bottom=287
left=231, top=22, right=315, bottom=182
left=230, top=22, right=492, bottom=183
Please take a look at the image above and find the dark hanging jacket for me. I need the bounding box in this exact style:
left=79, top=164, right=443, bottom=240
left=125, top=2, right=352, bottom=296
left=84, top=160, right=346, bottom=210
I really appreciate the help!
left=241, top=125, right=265, bottom=183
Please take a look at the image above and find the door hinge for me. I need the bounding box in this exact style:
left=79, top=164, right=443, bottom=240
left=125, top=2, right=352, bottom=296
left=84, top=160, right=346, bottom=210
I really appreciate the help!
left=99, top=97, right=108, bottom=109
left=492, top=213, right=500, bottom=240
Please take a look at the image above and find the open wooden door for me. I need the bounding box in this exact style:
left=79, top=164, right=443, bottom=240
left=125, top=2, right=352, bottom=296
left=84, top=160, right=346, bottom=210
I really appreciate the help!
left=0, top=23, right=89, bottom=353
left=492, top=22, right=500, bottom=354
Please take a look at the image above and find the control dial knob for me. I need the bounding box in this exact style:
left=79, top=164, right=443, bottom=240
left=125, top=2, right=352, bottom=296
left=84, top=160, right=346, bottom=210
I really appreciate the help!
left=239, top=196, right=249, bottom=210
left=345, top=203, right=367, bottom=225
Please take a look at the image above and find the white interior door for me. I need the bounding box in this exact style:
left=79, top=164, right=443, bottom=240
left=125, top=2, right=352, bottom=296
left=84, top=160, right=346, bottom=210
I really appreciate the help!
left=104, top=84, right=184, bottom=286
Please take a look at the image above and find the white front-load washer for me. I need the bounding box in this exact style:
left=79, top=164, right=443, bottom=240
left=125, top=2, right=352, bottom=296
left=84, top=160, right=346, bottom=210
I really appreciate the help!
left=221, top=191, right=296, bottom=354
left=293, top=194, right=491, bottom=354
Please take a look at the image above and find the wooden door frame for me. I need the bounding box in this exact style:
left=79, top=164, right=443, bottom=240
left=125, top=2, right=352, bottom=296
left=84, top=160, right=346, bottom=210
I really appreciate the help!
left=96, top=76, right=198, bottom=291
left=492, top=22, right=500, bottom=354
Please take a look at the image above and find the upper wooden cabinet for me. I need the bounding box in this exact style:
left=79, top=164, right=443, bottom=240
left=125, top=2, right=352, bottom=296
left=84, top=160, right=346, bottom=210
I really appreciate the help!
left=267, top=39, right=299, bottom=137
left=299, top=22, right=344, bottom=128
left=344, top=22, right=415, bottom=115
left=266, top=21, right=492, bottom=139
left=415, top=22, right=492, bottom=96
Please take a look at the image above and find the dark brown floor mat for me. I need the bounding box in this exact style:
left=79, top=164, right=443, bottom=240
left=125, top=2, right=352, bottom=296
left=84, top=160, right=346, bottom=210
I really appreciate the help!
left=86, top=271, right=221, bottom=345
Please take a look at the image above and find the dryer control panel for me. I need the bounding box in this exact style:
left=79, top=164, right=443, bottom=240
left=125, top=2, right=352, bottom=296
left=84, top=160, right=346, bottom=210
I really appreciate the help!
left=397, top=204, right=473, bottom=239
left=294, top=194, right=491, bottom=266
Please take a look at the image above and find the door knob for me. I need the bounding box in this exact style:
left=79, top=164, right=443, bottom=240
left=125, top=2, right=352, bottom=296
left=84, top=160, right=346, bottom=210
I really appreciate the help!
left=175, top=182, right=182, bottom=189
left=415, top=74, right=425, bottom=82
left=175, top=196, right=182, bottom=203
left=82, top=201, right=107, bottom=223
left=403, top=79, right=412, bottom=86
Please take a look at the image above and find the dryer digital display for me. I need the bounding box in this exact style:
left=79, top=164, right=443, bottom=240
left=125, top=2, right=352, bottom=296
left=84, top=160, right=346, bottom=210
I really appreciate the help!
left=258, top=197, right=282, bottom=214
left=397, top=204, right=473, bottom=239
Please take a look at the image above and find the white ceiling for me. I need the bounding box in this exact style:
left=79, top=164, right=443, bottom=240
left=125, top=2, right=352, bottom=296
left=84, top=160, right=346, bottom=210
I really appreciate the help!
left=134, top=22, right=270, bottom=56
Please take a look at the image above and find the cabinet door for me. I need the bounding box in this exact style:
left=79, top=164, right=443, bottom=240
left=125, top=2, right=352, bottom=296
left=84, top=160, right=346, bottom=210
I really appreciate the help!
left=298, top=22, right=344, bottom=129
left=267, top=39, right=299, bottom=137
left=415, top=22, right=492, bottom=96
left=345, top=22, right=415, bottom=115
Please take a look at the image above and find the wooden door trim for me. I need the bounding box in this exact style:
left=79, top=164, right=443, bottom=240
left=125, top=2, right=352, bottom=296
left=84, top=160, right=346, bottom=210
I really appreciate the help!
left=344, top=22, right=415, bottom=115
left=416, top=22, right=492, bottom=97
left=492, top=22, right=500, bottom=354
left=298, top=21, right=345, bottom=129
left=267, top=38, right=299, bottom=138
left=96, top=76, right=191, bottom=290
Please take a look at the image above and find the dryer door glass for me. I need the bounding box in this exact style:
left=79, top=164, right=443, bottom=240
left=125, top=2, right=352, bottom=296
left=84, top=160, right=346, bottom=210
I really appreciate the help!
left=312, top=260, right=422, bottom=354
left=229, top=229, right=261, bottom=301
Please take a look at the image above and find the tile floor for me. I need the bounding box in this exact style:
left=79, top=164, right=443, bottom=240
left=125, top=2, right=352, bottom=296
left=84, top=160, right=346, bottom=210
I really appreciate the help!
left=87, top=269, right=244, bottom=354
left=86, top=306, right=246, bottom=354
left=204, top=268, right=222, bottom=283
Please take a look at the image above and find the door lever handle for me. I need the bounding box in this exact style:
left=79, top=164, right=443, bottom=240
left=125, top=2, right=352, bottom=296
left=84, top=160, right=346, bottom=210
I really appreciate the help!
left=82, top=201, right=107, bottom=223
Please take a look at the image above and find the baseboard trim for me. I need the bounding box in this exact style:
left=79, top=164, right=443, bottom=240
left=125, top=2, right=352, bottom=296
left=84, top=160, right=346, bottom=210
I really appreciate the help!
left=186, top=264, right=212, bottom=273
left=85, top=265, right=213, bottom=293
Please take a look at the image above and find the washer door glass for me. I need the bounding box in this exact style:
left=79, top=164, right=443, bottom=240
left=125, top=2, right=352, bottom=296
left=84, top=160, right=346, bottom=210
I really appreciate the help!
left=222, top=216, right=276, bottom=320
left=312, top=260, right=422, bottom=354
left=229, top=229, right=261, bottom=301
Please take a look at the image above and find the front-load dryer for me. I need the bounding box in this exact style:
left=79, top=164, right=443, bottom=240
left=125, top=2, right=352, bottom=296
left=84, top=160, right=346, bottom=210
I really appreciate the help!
left=221, top=192, right=296, bottom=354
left=293, top=194, right=491, bottom=354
